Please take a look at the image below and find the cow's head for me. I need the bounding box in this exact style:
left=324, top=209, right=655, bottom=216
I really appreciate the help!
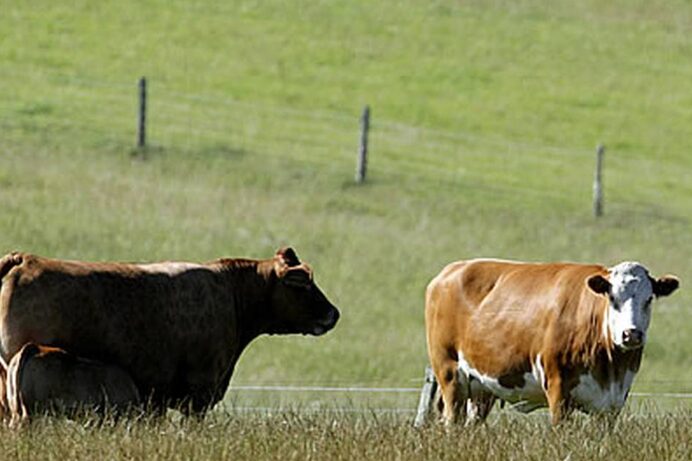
left=268, top=247, right=340, bottom=336
left=587, top=262, right=679, bottom=350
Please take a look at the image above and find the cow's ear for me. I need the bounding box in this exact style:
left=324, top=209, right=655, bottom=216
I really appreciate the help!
left=587, top=274, right=611, bottom=295
left=276, top=247, right=301, bottom=267
left=274, top=248, right=308, bottom=283
left=652, top=275, right=679, bottom=298
left=282, top=264, right=313, bottom=288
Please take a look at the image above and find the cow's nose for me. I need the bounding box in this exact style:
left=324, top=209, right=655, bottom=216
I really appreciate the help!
left=327, top=307, right=340, bottom=327
left=622, top=329, right=644, bottom=348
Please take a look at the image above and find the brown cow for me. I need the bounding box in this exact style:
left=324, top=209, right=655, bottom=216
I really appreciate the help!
left=5, top=343, right=140, bottom=426
left=0, top=247, right=340, bottom=414
left=425, top=259, right=679, bottom=425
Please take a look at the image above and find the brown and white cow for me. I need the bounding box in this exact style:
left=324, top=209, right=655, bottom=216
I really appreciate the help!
left=4, top=343, right=140, bottom=426
left=425, top=259, right=679, bottom=425
left=0, top=247, right=340, bottom=414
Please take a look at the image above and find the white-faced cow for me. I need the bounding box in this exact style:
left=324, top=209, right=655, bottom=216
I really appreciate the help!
left=4, top=343, right=140, bottom=426
left=0, top=247, right=340, bottom=414
left=425, top=259, right=679, bottom=425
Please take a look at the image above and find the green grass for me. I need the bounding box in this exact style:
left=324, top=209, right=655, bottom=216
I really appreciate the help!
left=0, top=0, right=691, bottom=457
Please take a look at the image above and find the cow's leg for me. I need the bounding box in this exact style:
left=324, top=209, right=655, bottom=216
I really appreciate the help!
left=433, top=363, right=465, bottom=425
left=176, top=399, right=208, bottom=419
left=173, top=383, right=219, bottom=418
left=465, top=389, right=496, bottom=426
left=137, top=390, right=169, bottom=418
left=178, top=394, right=212, bottom=419
left=545, top=371, right=568, bottom=425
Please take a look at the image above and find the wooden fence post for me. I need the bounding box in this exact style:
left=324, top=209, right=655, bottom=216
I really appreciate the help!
left=593, top=143, right=605, bottom=217
left=138, top=77, right=147, bottom=149
left=355, top=105, right=370, bottom=183
left=413, top=366, right=438, bottom=427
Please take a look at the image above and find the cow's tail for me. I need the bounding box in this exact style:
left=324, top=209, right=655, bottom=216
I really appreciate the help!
left=0, top=353, right=7, bottom=423
left=0, top=252, right=23, bottom=379
left=7, top=343, right=39, bottom=428
left=0, top=251, right=23, bottom=281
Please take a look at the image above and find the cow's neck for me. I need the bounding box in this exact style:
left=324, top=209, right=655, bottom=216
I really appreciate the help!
left=609, top=347, right=643, bottom=373
left=558, top=294, right=613, bottom=368
left=216, top=258, right=277, bottom=348
left=570, top=293, right=643, bottom=378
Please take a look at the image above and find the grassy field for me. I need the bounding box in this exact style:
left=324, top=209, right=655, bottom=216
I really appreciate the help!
left=1, top=410, right=691, bottom=461
left=0, top=0, right=690, bottom=458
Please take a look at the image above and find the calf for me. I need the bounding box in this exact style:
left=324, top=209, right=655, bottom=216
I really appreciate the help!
left=5, top=343, right=140, bottom=425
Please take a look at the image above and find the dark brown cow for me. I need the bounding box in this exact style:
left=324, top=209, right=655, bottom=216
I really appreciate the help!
left=5, top=343, right=140, bottom=426
left=425, top=259, right=679, bottom=425
left=0, top=247, right=340, bottom=413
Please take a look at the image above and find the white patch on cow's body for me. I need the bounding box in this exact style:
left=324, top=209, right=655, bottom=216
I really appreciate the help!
left=606, top=262, right=654, bottom=349
left=569, top=370, right=636, bottom=412
left=532, top=353, right=546, bottom=391
left=602, top=306, right=611, bottom=343
left=465, top=399, right=480, bottom=421
left=457, top=350, right=547, bottom=412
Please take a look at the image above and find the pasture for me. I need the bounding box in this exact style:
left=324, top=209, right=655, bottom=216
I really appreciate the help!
left=2, top=411, right=691, bottom=461
left=0, top=0, right=690, bottom=458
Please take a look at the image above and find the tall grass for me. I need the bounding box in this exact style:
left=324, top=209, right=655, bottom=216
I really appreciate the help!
left=1, top=409, right=690, bottom=461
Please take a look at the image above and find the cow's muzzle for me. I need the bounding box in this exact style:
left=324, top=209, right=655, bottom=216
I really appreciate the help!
left=309, top=308, right=340, bottom=336
left=621, top=329, right=644, bottom=349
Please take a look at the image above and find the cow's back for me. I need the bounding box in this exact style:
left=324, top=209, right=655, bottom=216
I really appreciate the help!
left=0, top=253, right=240, bottom=402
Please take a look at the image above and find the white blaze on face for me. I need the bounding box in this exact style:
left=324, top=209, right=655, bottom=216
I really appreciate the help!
left=606, top=262, right=654, bottom=349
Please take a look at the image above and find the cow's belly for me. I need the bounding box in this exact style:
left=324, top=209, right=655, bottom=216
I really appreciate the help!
left=458, top=351, right=548, bottom=412
left=569, top=371, right=636, bottom=413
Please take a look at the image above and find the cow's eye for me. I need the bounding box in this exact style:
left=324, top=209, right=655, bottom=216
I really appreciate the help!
left=287, top=282, right=312, bottom=292
left=609, top=295, right=620, bottom=311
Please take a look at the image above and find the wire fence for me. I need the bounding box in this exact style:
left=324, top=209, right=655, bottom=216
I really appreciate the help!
left=1, top=68, right=689, bottom=222
left=220, top=382, right=692, bottom=419
left=218, top=407, right=692, bottom=419
left=229, top=384, right=692, bottom=398
left=221, top=382, right=692, bottom=418
left=221, top=406, right=418, bottom=416
left=0, top=70, right=674, bottom=171
left=227, top=383, right=692, bottom=399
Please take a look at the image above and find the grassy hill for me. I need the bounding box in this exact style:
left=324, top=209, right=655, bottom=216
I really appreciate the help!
left=0, top=0, right=690, bottom=416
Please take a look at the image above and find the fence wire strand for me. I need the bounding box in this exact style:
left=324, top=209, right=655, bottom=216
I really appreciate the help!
left=0, top=70, right=689, bottom=221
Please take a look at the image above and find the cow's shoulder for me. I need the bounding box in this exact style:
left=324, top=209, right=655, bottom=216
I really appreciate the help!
left=426, top=259, right=511, bottom=313
left=428, top=258, right=535, bottom=296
